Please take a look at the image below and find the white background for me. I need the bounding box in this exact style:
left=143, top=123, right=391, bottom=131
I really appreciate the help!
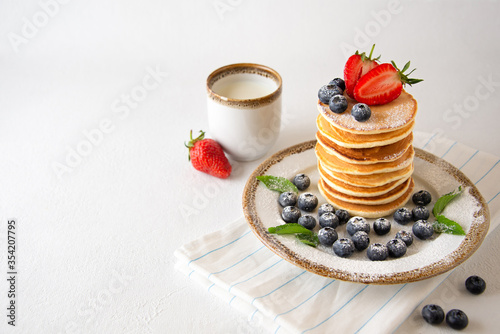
left=1, top=0, right=499, bottom=333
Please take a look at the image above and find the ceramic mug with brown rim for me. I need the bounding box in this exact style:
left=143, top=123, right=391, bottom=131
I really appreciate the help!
left=207, top=63, right=282, bottom=162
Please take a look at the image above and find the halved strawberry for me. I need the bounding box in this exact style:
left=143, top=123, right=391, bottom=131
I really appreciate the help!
left=353, top=61, right=423, bottom=105
left=344, top=45, right=380, bottom=98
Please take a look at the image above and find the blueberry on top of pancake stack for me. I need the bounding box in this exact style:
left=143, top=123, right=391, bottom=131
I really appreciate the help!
left=316, top=45, right=422, bottom=218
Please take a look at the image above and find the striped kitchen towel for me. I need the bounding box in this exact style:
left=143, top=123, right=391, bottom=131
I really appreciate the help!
left=174, top=132, right=500, bottom=334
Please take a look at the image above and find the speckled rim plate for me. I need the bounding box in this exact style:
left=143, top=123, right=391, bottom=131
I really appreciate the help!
left=242, top=140, right=490, bottom=284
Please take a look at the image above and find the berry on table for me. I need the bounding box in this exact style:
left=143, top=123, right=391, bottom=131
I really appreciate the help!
left=318, top=203, right=335, bottom=217
left=412, top=220, right=434, bottom=240
left=185, top=130, right=232, bottom=178
left=318, top=227, right=338, bottom=246
left=346, top=216, right=370, bottom=236
left=329, top=78, right=346, bottom=91
left=351, top=231, right=370, bottom=251
left=421, top=304, right=445, bottom=325
left=298, top=215, right=317, bottom=230
left=412, top=205, right=430, bottom=221
left=465, top=275, right=486, bottom=295
left=386, top=238, right=407, bottom=258
left=335, top=209, right=350, bottom=225
left=351, top=103, right=371, bottom=122
left=412, top=190, right=432, bottom=206
left=367, top=243, right=389, bottom=261
left=319, top=212, right=339, bottom=228
left=446, top=309, right=468, bottom=330
left=333, top=238, right=355, bottom=258
left=281, top=206, right=301, bottom=224
left=293, top=173, right=310, bottom=191
left=318, top=85, right=342, bottom=104
left=373, top=218, right=391, bottom=235
left=298, top=193, right=318, bottom=212
left=395, top=230, right=413, bottom=246
left=394, top=207, right=412, bottom=225
left=278, top=192, right=297, bottom=207
left=329, top=95, right=348, bottom=114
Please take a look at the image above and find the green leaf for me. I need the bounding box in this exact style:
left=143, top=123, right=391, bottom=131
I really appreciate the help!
left=268, top=223, right=312, bottom=235
left=256, top=175, right=298, bottom=194
left=433, top=186, right=463, bottom=216
left=432, top=215, right=466, bottom=235
left=296, top=233, right=319, bottom=247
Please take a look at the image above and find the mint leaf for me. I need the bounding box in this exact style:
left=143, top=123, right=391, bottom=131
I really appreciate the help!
left=268, top=223, right=312, bottom=235
left=433, top=215, right=466, bottom=235
left=296, top=233, right=319, bottom=247
left=433, top=186, right=463, bottom=216
left=256, top=175, right=298, bottom=194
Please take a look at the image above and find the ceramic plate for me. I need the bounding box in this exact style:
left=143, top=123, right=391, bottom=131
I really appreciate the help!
left=242, top=140, right=490, bottom=284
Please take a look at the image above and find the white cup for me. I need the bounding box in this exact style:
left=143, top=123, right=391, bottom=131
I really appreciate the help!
left=207, top=63, right=282, bottom=162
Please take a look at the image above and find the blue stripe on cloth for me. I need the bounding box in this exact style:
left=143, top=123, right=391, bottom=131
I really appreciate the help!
left=251, top=270, right=307, bottom=309
left=208, top=245, right=265, bottom=279
left=474, top=159, right=500, bottom=185
left=301, top=285, right=369, bottom=333
left=229, top=259, right=284, bottom=294
left=187, top=230, right=251, bottom=266
left=488, top=190, right=500, bottom=204
left=354, top=284, right=407, bottom=333
left=421, top=133, right=437, bottom=150
left=459, top=150, right=479, bottom=170
left=274, top=280, right=335, bottom=321
left=441, top=141, right=457, bottom=158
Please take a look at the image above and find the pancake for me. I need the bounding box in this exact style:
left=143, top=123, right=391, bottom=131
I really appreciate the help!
left=318, top=163, right=411, bottom=197
left=315, top=144, right=414, bottom=175
left=319, top=161, right=414, bottom=187
left=317, top=113, right=415, bottom=149
left=316, top=131, right=413, bottom=164
left=319, top=177, right=412, bottom=205
left=318, top=178, right=415, bottom=218
left=318, top=90, right=417, bottom=135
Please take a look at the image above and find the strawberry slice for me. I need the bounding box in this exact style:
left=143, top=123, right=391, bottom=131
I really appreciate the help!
left=344, top=44, right=380, bottom=98
left=353, top=61, right=423, bottom=105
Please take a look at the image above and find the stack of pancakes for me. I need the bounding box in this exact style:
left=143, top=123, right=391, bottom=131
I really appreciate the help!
left=316, top=91, right=417, bottom=218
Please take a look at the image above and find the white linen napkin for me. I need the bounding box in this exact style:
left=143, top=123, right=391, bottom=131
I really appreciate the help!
left=174, top=132, right=500, bottom=334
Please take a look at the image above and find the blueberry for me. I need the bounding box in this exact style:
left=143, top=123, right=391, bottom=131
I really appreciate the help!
left=394, top=207, right=412, bottom=225
left=298, top=193, right=318, bottom=212
left=465, top=275, right=486, bottom=295
left=319, top=212, right=339, bottom=228
left=367, top=243, right=389, bottom=261
left=346, top=216, right=370, bottom=236
left=318, top=85, right=342, bottom=104
left=351, top=103, right=371, bottom=122
left=278, top=191, right=297, bottom=207
left=386, top=239, right=407, bottom=258
left=412, top=190, right=432, bottom=206
left=373, top=218, right=391, bottom=235
left=446, top=309, right=468, bottom=330
left=421, top=304, right=445, bottom=325
left=351, top=231, right=370, bottom=251
left=293, top=173, right=310, bottom=191
left=395, top=230, right=413, bottom=246
left=318, top=203, right=335, bottom=218
left=281, top=206, right=301, bottom=224
left=328, top=78, right=345, bottom=91
left=333, top=238, right=355, bottom=258
left=335, top=209, right=350, bottom=225
left=329, top=95, right=348, bottom=114
left=298, top=215, right=316, bottom=230
left=318, top=227, right=338, bottom=246
left=412, top=220, right=434, bottom=240
left=412, top=205, right=430, bottom=221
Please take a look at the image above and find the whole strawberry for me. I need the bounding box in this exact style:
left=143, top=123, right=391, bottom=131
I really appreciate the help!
left=185, top=130, right=232, bottom=179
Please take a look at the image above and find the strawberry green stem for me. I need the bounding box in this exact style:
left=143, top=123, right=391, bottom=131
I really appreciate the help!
left=185, top=130, right=206, bottom=161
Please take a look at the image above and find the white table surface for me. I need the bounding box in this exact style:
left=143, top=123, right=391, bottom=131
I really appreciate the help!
left=1, top=0, right=499, bottom=333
